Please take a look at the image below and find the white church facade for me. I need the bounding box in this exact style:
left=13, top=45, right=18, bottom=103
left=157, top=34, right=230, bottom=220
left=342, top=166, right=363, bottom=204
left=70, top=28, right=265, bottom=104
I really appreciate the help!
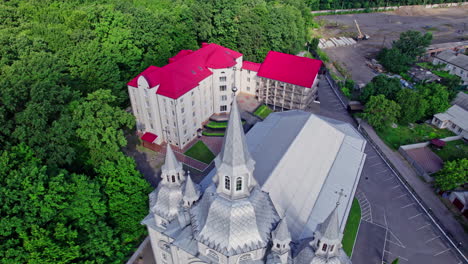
left=142, top=96, right=366, bottom=264
left=127, top=43, right=322, bottom=149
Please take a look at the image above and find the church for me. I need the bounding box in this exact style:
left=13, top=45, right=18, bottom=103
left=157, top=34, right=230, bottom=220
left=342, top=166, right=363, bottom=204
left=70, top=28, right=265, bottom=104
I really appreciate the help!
left=142, top=95, right=366, bottom=263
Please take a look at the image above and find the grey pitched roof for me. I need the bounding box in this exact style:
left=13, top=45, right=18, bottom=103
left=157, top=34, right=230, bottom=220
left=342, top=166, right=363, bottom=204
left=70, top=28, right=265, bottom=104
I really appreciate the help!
left=162, top=144, right=182, bottom=173
left=435, top=105, right=468, bottom=130
left=183, top=173, right=200, bottom=202
left=453, top=92, right=468, bottom=111
left=435, top=50, right=468, bottom=70
left=190, top=185, right=279, bottom=256
left=215, top=96, right=255, bottom=175
left=293, top=239, right=351, bottom=264
left=319, top=206, right=340, bottom=240
left=273, top=218, right=291, bottom=242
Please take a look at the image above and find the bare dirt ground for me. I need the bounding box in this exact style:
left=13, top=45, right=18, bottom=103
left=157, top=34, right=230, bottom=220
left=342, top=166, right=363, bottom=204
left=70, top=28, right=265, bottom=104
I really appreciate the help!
left=316, top=6, right=468, bottom=85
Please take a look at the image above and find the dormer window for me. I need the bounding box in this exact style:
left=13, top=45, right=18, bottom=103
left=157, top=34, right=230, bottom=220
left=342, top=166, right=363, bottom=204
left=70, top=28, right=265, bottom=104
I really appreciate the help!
left=224, top=176, right=231, bottom=190
left=236, top=177, right=242, bottom=191
left=322, top=244, right=327, bottom=252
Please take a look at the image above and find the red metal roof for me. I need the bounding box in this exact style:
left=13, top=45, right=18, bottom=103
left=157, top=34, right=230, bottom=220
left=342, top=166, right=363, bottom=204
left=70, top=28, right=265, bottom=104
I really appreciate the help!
left=242, top=61, right=261, bottom=72
left=257, top=51, right=322, bottom=88
left=430, top=139, right=446, bottom=147
left=141, top=132, right=158, bottom=143
left=128, top=43, right=242, bottom=99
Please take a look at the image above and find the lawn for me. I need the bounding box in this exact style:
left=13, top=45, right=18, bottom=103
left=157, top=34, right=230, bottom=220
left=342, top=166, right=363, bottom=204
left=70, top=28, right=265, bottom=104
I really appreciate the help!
left=202, top=131, right=225, bottom=137
left=184, top=141, right=215, bottom=164
left=376, top=123, right=455, bottom=150
left=342, top=198, right=361, bottom=257
left=430, top=140, right=468, bottom=162
left=205, top=120, right=245, bottom=129
left=254, top=105, right=273, bottom=119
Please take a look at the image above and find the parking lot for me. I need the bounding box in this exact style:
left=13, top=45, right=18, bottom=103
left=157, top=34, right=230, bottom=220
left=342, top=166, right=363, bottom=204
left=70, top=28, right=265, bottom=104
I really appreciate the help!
left=312, top=78, right=465, bottom=264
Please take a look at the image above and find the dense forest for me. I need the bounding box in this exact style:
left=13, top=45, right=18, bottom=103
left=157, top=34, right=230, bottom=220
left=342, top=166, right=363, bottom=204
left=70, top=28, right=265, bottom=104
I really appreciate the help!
left=0, top=0, right=311, bottom=262
left=307, top=0, right=465, bottom=10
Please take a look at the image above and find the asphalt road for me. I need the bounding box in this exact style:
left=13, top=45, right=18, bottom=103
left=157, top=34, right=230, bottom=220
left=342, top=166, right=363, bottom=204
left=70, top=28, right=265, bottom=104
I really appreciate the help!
left=311, top=78, right=464, bottom=264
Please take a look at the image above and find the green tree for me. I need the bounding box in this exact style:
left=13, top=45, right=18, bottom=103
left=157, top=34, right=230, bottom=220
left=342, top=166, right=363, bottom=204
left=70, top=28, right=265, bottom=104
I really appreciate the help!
left=396, top=88, right=428, bottom=124
left=96, top=155, right=150, bottom=243
left=435, top=159, right=468, bottom=191
left=363, top=95, right=401, bottom=130
left=392, top=30, right=432, bottom=59
left=417, top=83, right=451, bottom=116
left=72, top=89, right=135, bottom=167
left=360, top=75, right=402, bottom=103
left=377, top=47, right=413, bottom=73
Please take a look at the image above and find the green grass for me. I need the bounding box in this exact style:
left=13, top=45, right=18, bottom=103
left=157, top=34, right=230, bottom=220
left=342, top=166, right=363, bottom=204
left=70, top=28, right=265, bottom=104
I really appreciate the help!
left=430, top=140, right=468, bottom=162
left=342, top=198, right=361, bottom=257
left=205, top=120, right=245, bottom=129
left=202, top=131, right=225, bottom=137
left=432, top=70, right=453, bottom=79
left=184, top=141, right=215, bottom=164
left=254, top=105, right=273, bottom=119
left=376, top=124, right=456, bottom=150
left=316, top=48, right=329, bottom=63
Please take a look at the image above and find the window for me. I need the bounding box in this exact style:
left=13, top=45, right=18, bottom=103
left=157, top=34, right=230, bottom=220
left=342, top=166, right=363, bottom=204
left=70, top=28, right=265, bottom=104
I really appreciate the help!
left=150, top=123, right=154, bottom=129
left=220, top=85, right=227, bottom=91
left=224, top=176, right=230, bottom=190
left=248, top=70, right=251, bottom=74
left=452, top=123, right=456, bottom=129
left=220, top=105, right=227, bottom=112
left=193, top=111, right=196, bottom=117
left=172, top=175, right=175, bottom=183
left=247, top=77, right=251, bottom=82
left=236, top=177, right=242, bottom=191
left=276, top=243, right=280, bottom=248
left=192, top=100, right=195, bottom=106
left=184, top=129, right=187, bottom=135
left=247, top=86, right=250, bottom=91
left=322, top=244, right=327, bottom=251
left=148, top=112, right=152, bottom=118
left=458, top=127, right=462, bottom=133
left=166, top=175, right=169, bottom=182
left=221, top=95, right=227, bottom=101
left=220, top=76, right=227, bottom=82
left=330, top=245, right=335, bottom=252
left=181, top=107, right=185, bottom=113
left=182, top=119, right=186, bottom=125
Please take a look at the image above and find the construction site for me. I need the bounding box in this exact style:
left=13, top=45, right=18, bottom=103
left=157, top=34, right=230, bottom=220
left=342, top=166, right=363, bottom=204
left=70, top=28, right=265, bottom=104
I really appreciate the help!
left=314, top=5, right=468, bottom=86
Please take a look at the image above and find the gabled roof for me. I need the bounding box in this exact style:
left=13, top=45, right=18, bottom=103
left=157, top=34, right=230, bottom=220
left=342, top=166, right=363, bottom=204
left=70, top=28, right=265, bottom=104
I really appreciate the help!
left=242, top=61, right=261, bottom=72
left=257, top=51, right=322, bottom=88
left=435, top=104, right=468, bottom=130
left=128, top=43, right=242, bottom=99
left=435, top=50, right=468, bottom=70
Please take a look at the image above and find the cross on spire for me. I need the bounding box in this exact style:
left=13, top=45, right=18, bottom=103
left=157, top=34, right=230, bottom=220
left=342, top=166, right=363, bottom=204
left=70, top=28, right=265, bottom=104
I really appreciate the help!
left=334, top=188, right=348, bottom=206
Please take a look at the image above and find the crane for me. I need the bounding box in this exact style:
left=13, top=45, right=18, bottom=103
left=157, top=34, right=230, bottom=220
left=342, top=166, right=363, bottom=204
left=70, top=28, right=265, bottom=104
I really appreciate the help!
left=354, top=19, right=370, bottom=41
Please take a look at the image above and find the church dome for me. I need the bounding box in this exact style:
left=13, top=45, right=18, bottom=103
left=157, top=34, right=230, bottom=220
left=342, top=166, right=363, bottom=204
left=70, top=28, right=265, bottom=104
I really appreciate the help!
left=190, top=184, right=279, bottom=256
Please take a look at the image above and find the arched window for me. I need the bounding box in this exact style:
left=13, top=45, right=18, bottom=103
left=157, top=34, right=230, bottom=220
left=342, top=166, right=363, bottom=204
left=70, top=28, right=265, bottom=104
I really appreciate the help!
left=236, top=177, right=242, bottom=191
left=322, top=244, right=328, bottom=252
left=276, top=243, right=280, bottom=248
left=224, top=176, right=231, bottom=190
left=172, top=175, right=175, bottom=182
left=177, top=174, right=180, bottom=181
left=317, top=240, right=320, bottom=247
left=330, top=245, right=335, bottom=252
left=166, top=175, right=169, bottom=182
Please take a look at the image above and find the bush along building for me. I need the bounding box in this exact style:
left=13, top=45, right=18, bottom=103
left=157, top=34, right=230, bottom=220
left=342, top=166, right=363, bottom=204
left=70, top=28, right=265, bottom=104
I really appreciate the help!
left=142, top=96, right=366, bottom=264
left=128, top=43, right=322, bottom=149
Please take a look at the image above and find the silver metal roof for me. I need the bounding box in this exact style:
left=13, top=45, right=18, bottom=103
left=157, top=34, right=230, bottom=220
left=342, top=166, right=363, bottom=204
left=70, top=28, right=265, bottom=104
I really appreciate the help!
left=435, top=105, right=468, bottom=130
left=453, top=92, right=468, bottom=111
left=183, top=173, right=200, bottom=203
left=202, top=111, right=366, bottom=240
left=149, top=185, right=183, bottom=220
left=318, top=206, right=340, bottom=241
left=215, top=96, right=256, bottom=178
left=293, top=239, right=351, bottom=264
left=162, top=144, right=183, bottom=174
left=273, top=218, right=292, bottom=242
left=190, top=184, right=279, bottom=256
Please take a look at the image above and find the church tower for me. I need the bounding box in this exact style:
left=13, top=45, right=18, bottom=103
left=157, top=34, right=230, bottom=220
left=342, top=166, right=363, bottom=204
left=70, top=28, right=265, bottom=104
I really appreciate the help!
left=149, top=144, right=185, bottom=229
left=213, top=93, right=256, bottom=200
left=267, top=218, right=292, bottom=264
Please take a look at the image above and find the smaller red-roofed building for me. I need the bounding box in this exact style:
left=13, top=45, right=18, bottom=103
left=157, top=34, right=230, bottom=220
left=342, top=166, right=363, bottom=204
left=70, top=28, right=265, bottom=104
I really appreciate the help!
left=128, top=43, right=322, bottom=148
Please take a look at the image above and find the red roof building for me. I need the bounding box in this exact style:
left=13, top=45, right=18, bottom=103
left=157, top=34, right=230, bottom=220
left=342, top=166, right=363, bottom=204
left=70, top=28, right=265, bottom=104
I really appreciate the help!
left=128, top=43, right=322, bottom=148
left=257, top=51, right=322, bottom=88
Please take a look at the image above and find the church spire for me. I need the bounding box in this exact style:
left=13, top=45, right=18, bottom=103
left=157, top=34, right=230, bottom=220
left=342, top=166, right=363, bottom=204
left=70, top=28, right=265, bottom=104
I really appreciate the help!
left=319, top=206, right=340, bottom=240
left=214, top=93, right=256, bottom=200
left=311, top=205, right=343, bottom=259
left=183, top=171, right=200, bottom=208
left=272, top=218, right=291, bottom=254
left=161, top=144, right=185, bottom=186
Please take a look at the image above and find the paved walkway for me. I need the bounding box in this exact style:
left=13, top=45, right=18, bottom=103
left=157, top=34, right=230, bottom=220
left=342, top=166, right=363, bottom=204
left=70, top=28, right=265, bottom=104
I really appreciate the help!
left=360, top=121, right=468, bottom=256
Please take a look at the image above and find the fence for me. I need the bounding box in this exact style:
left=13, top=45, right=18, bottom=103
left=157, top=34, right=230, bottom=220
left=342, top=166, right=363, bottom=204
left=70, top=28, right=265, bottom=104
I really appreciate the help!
left=310, top=2, right=468, bottom=14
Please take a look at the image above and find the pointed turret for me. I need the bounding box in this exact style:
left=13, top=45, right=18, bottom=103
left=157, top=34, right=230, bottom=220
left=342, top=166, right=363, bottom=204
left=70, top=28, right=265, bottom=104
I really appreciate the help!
left=214, top=95, right=256, bottom=200
left=183, top=171, right=200, bottom=208
left=319, top=206, right=340, bottom=240
left=272, top=218, right=292, bottom=255
left=311, top=205, right=343, bottom=258
left=161, top=144, right=185, bottom=186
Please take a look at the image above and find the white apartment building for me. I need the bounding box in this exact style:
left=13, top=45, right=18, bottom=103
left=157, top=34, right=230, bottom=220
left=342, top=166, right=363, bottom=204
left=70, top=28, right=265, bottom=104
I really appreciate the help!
left=433, top=50, right=468, bottom=86
left=128, top=43, right=322, bottom=148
